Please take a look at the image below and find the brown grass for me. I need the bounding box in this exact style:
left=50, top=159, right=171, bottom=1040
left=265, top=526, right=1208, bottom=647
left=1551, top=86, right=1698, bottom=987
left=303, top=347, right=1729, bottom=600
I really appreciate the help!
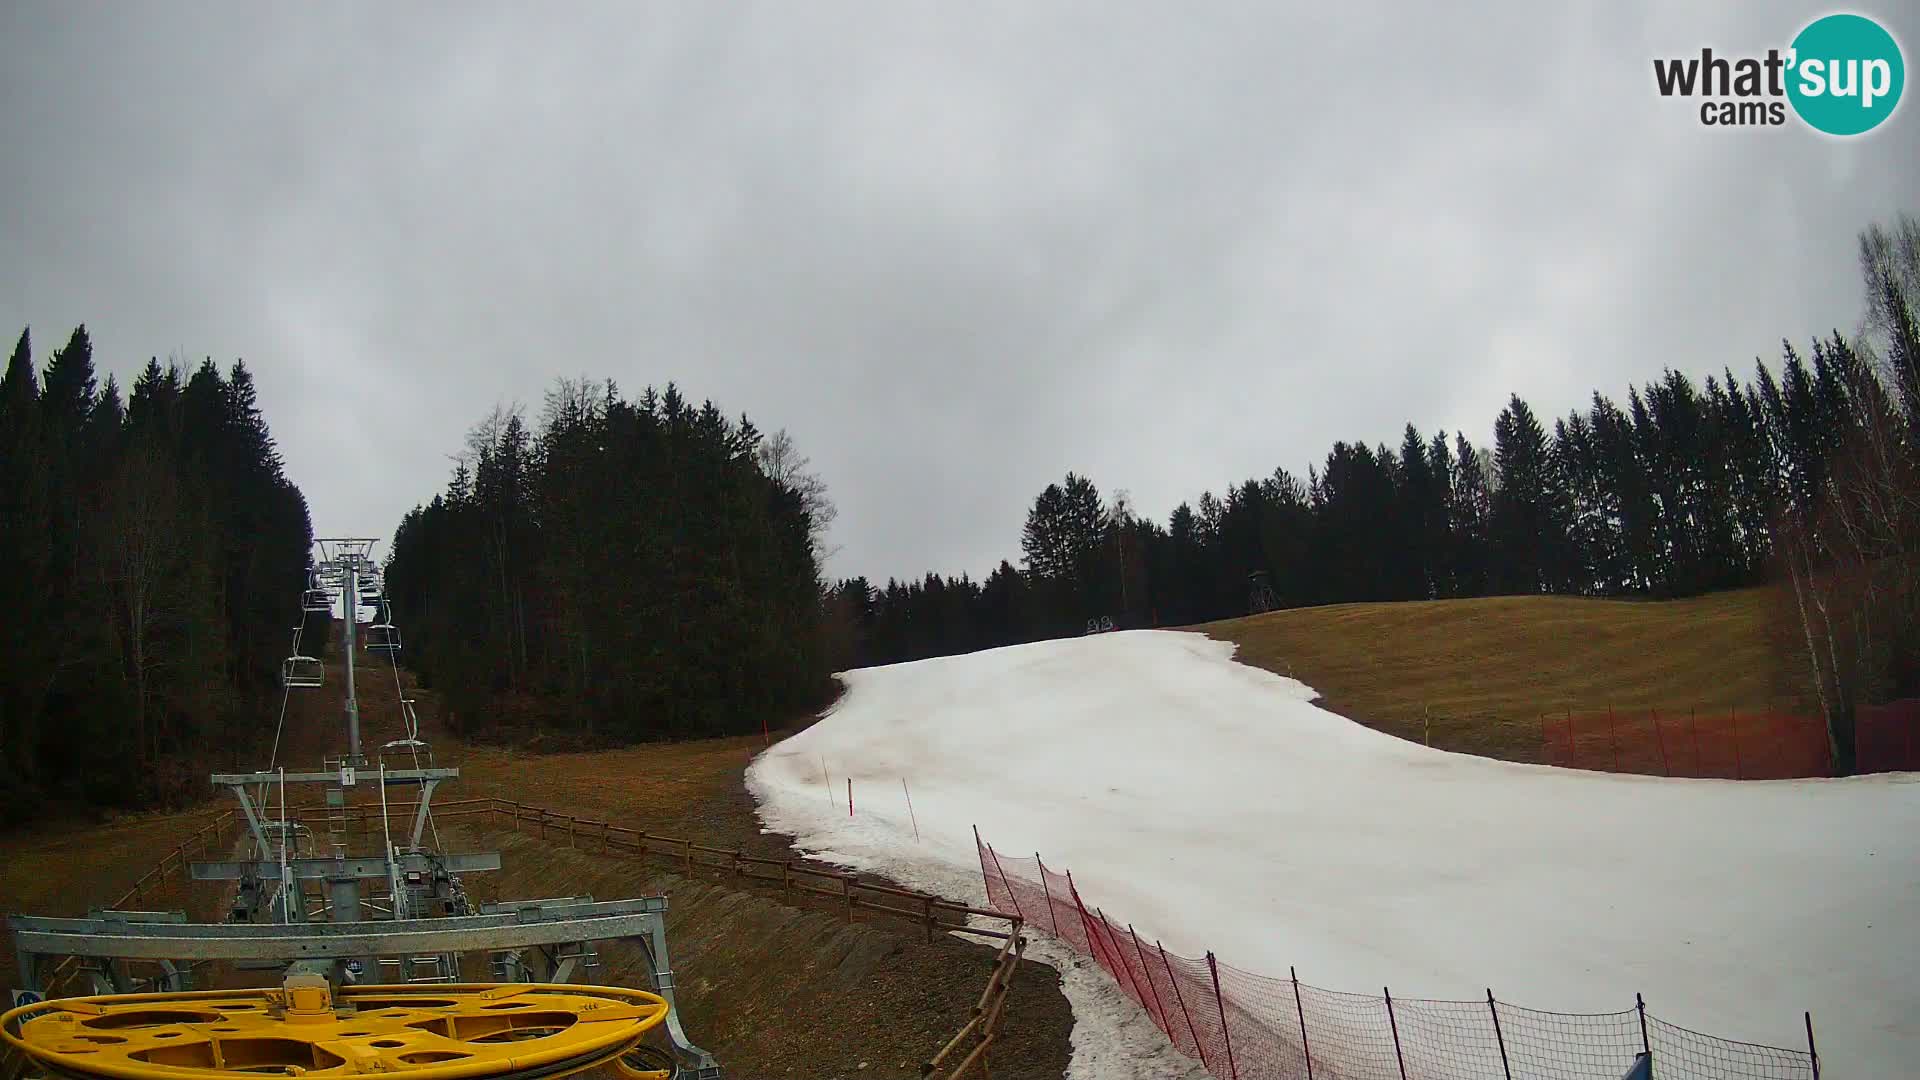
left=1195, top=585, right=1811, bottom=764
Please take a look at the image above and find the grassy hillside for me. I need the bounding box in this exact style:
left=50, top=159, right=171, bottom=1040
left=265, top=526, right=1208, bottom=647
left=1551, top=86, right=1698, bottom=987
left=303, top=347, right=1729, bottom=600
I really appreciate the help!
left=1197, top=585, right=1810, bottom=764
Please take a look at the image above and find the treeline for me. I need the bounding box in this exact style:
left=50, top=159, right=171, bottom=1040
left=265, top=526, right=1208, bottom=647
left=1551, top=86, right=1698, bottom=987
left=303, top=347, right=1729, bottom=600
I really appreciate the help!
left=386, top=380, right=834, bottom=742
left=837, top=347, right=1863, bottom=650
left=833, top=215, right=1919, bottom=770
left=0, top=327, right=315, bottom=820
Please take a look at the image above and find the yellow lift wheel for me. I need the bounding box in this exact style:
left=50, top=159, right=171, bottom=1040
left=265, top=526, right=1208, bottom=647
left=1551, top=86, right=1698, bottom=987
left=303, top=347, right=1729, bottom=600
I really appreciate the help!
left=2, top=982, right=678, bottom=1080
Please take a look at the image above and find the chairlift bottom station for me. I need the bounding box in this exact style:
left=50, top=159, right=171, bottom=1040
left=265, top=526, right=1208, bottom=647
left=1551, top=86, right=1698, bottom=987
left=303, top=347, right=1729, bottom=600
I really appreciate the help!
left=7, top=537, right=722, bottom=1080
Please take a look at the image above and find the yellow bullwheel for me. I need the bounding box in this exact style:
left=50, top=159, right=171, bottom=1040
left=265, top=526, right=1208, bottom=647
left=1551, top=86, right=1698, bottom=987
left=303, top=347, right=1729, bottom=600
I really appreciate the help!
left=2, top=981, right=675, bottom=1080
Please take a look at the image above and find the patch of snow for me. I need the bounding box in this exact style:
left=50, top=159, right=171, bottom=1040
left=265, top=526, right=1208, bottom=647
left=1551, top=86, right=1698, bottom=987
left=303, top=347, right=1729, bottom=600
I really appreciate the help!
left=746, top=630, right=1920, bottom=1077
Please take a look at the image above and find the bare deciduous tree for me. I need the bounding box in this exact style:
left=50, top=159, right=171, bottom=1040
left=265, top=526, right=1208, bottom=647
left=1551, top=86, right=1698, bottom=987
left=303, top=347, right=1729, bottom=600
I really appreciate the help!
left=756, top=427, right=838, bottom=562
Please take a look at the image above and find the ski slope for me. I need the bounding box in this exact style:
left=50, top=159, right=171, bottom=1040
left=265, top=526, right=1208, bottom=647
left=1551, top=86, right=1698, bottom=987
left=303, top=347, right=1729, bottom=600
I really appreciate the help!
left=745, top=630, right=1919, bottom=1078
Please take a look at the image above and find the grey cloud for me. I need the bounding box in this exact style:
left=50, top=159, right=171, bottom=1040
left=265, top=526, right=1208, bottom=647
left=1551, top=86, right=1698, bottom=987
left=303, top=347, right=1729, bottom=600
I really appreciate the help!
left=2, top=1, right=1914, bottom=586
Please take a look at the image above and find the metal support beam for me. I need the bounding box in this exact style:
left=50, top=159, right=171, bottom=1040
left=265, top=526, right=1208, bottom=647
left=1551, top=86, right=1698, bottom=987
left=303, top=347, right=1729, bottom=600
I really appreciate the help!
left=190, top=852, right=501, bottom=881
left=228, top=784, right=272, bottom=859
left=214, top=768, right=459, bottom=786
left=345, top=561, right=360, bottom=762
left=410, top=778, right=441, bottom=849
left=10, top=899, right=670, bottom=963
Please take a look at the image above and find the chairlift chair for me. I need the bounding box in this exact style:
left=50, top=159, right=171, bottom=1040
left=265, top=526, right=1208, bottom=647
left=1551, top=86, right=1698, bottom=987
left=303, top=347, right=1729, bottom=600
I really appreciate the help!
left=282, top=655, right=324, bottom=688
left=302, top=588, right=333, bottom=614
left=366, top=622, right=402, bottom=653
left=379, top=737, right=434, bottom=770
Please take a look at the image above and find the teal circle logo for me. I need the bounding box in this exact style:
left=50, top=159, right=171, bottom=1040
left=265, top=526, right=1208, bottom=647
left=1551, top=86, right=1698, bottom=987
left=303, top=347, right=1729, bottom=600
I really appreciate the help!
left=1787, top=14, right=1905, bottom=135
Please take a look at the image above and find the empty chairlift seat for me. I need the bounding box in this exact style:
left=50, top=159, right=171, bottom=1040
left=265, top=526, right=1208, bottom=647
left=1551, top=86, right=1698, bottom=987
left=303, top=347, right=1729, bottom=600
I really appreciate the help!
left=366, top=622, right=402, bottom=653
left=282, top=654, right=324, bottom=688
left=302, top=587, right=333, bottom=613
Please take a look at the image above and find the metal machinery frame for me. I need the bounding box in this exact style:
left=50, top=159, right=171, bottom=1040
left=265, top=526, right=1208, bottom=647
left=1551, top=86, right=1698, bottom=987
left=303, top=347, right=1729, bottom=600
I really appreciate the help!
left=6, top=538, right=721, bottom=1080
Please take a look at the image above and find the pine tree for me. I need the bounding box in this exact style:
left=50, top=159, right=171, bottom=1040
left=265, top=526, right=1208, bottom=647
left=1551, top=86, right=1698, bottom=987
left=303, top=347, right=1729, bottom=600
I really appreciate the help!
left=1490, top=395, right=1571, bottom=593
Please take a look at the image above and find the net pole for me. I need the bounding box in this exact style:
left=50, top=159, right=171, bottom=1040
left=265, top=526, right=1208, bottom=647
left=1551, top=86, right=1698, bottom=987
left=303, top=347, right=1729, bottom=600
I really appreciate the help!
left=1291, top=965, right=1312, bottom=1080
left=1636, top=992, right=1650, bottom=1056
left=1128, top=925, right=1171, bottom=1038
left=1097, top=906, right=1149, bottom=1013
left=1035, top=855, right=1055, bottom=935
left=986, top=843, right=1024, bottom=920
left=1067, top=873, right=1103, bottom=966
left=1384, top=987, right=1408, bottom=1080
left=1805, top=1011, right=1820, bottom=1079
left=1487, top=989, right=1512, bottom=1080
left=1209, top=953, right=1240, bottom=1080
left=1159, top=941, right=1211, bottom=1074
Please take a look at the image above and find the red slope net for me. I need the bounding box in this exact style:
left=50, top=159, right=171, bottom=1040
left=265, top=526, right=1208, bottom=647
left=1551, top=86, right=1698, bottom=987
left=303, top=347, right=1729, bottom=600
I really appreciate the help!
left=1539, top=702, right=1919, bottom=778
left=977, top=832, right=1816, bottom=1079
left=1538, top=708, right=1830, bottom=779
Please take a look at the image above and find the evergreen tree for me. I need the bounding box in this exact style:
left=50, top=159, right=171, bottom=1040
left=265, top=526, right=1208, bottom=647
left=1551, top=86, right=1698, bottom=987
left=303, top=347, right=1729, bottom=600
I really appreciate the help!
left=1489, top=395, right=1571, bottom=593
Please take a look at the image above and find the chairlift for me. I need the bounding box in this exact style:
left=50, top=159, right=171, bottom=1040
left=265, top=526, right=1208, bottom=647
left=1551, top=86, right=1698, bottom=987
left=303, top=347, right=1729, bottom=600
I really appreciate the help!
left=379, top=737, right=434, bottom=770
left=302, top=588, right=333, bottom=614
left=366, top=622, right=402, bottom=653
left=282, top=655, right=324, bottom=688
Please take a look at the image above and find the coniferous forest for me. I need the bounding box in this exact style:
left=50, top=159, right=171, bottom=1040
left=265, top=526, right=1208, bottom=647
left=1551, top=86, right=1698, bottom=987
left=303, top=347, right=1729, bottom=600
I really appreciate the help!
left=385, top=381, right=836, bottom=743
left=0, top=328, right=315, bottom=821
left=1, top=216, right=1913, bottom=810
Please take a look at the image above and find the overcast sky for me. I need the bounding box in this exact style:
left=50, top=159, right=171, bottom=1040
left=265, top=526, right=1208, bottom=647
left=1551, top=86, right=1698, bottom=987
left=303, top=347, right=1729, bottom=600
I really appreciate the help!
left=3, top=3, right=1915, bottom=584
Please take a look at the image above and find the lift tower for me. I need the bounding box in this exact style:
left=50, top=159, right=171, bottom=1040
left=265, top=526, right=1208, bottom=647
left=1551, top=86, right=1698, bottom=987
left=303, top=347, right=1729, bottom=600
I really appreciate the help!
left=6, top=537, right=722, bottom=1080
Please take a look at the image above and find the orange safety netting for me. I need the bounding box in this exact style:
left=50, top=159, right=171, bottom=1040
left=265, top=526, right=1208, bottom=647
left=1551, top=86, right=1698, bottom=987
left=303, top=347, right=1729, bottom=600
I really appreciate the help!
left=977, top=830, right=1817, bottom=1079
